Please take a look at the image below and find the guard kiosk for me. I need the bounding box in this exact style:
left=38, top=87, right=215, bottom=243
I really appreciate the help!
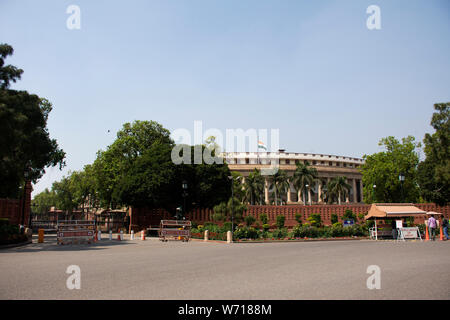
left=159, top=220, right=191, bottom=242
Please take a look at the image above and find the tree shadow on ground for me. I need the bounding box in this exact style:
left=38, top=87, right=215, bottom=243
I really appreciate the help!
left=0, top=235, right=136, bottom=253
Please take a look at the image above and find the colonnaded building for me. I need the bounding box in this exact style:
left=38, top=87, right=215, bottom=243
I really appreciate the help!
left=221, top=150, right=364, bottom=205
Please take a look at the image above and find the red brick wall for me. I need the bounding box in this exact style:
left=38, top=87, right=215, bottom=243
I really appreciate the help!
left=0, top=181, right=32, bottom=226
left=130, top=203, right=450, bottom=231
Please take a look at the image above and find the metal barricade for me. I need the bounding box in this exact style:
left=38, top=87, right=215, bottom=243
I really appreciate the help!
left=159, top=220, right=191, bottom=242
left=57, top=220, right=96, bottom=245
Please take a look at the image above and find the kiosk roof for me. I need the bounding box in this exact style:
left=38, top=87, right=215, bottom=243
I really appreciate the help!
left=364, top=203, right=427, bottom=220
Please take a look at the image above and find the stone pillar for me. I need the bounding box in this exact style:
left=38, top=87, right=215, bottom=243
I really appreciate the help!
left=317, top=181, right=322, bottom=204
left=307, top=188, right=312, bottom=206
left=352, top=179, right=357, bottom=203
left=359, top=179, right=364, bottom=203
left=264, top=177, right=269, bottom=204
left=297, top=190, right=303, bottom=204
left=287, top=183, right=292, bottom=203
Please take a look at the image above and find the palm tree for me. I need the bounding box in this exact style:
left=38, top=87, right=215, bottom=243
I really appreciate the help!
left=328, top=176, right=351, bottom=205
left=269, top=170, right=290, bottom=205
left=291, top=161, right=318, bottom=204
left=243, top=169, right=265, bottom=205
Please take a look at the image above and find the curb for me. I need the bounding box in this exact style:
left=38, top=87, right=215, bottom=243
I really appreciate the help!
left=0, top=239, right=32, bottom=250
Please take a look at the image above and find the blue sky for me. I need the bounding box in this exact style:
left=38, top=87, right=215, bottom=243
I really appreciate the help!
left=1, top=0, right=449, bottom=196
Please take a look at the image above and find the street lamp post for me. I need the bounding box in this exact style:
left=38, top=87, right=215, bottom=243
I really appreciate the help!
left=228, top=175, right=241, bottom=240
left=399, top=173, right=405, bottom=202
left=305, top=184, right=310, bottom=205
left=372, top=184, right=376, bottom=203
left=182, top=180, right=188, bottom=220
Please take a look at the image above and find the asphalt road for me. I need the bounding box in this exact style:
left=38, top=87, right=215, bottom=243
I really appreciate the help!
left=1, top=235, right=449, bottom=299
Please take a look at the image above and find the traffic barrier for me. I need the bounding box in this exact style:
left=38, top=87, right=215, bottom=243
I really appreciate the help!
left=440, top=225, right=444, bottom=241
left=141, top=230, right=145, bottom=240
left=94, top=231, right=98, bottom=242
left=425, top=225, right=429, bottom=241
left=97, top=230, right=102, bottom=241
left=120, top=230, right=124, bottom=241
left=130, top=230, right=134, bottom=240
left=204, top=230, right=209, bottom=241
left=38, top=228, right=44, bottom=243
left=117, top=233, right=121, bottom=241
left=109, top=230, right=112, bottom=240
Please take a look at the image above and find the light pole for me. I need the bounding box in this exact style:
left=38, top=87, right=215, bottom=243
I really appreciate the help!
left=182, top=180, right=188, bottom=220
left=228, top=175, right=241, bottom=239
left=305, top=184, right=310, bottom=205
left=399, top=173, right=405, bottom=202
left=372, top=184, right=376, bottom=203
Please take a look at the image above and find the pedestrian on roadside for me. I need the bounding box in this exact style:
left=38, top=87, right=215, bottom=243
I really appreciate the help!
left=442, top=218, right=449, bottom=241
left=427, top=215, right=437, bottom=241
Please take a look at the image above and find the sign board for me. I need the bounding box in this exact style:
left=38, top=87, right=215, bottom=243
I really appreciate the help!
left=396, top=220, right=403, bottom=229
left=57, top=220, right=96, bottom=245
left=397, top=227, right=422, bottom=241
left=343, top=220, right=354, bottom=227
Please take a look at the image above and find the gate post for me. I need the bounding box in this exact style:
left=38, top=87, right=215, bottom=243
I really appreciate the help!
left=204, top=230, right=209, bottom=241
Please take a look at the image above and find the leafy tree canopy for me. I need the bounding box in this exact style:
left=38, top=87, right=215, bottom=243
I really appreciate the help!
left=361, top=136, right=421, bottom=203
left=417, top=103, right=450, bottom=205
left=0, top=43, right=65, bottom=198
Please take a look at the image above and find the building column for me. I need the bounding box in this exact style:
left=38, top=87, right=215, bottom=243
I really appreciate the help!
left=352, top=179, right=357, bottom=203
left=359, top=179, right=363, bottom=203
left=264, top=177, right=269, bottom=204
left=317, top=181, right=322, bottom=204
left=307, top=188, right=312, bottom=206
left=297, top=190, right=303, bottom=204
left=287, top=183, right=292, bottom=203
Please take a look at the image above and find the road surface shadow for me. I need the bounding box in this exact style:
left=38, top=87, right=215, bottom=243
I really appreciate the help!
left=1, top=235, right=136, bottom=253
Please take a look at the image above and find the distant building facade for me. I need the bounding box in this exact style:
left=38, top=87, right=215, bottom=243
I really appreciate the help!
left=222, top=150, right=364, bottom=204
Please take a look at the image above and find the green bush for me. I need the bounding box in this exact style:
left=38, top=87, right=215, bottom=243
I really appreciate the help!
left=343, top=209, right=357, bottom=222
left=262, top=223, right=270, bottom=232
left=259, top=213, right=268, bottom=225
left=294, top=213, right=302, bottom=225
left=307, top=213, right=322, bottom=227
left=0, top=218, right=9, bottom=226
left=276, top=215, right=285, bottom=229
left=272, top=228, right=288, bottom=239
left=331, top=214, right=339, bottom=224
left=223, top=221, right=232, bottom=232
left=244, top=215, right=256, bottom=227
left=234, top=226, right=259, bottom=239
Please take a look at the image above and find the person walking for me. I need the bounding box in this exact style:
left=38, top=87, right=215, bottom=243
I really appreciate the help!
left=442, top=218, right=449, bottom=241
left=427, top=215, right=437, bottom=241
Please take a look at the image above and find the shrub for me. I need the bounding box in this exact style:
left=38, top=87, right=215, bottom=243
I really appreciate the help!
left=212, top=213, right=224, bottom=222
left=307, top=213, right=322, bottom=227
left=234, top=226, right=259, bottom=239
left=343, top=209, right=357, bottom=222
left=276, top=215, right=286, bottom=229
left=262, top=223, right=270, bottom=232
left=331, top=214, right=339, bottom=224
left=259, top=213, right=268, bottom=225
left=294, top=213, right=302, bottom=225
left=244, top=215, right=256, bottom=227
left=223, top=221, right=232, bottom=232
left=272, top=228, right=288, bottom=239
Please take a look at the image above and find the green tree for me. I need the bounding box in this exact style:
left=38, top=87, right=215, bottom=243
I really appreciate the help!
left=328, top=176, right=351, bottom=205
left=292, top=161, right=318, bottom=204
left=243, top=169, right=265, bottom=205
left=361, top=136, right=421, bottom=203
left=417, top=103, right=450, bottom=206
left=0, top=44, right=65, bottom=198
left=31, top=188, right=56, bottom=217
left=269, top=170, right=290, bottom=205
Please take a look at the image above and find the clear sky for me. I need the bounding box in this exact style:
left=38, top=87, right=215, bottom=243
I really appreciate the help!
left=1, top=0, right=449, bottom=197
